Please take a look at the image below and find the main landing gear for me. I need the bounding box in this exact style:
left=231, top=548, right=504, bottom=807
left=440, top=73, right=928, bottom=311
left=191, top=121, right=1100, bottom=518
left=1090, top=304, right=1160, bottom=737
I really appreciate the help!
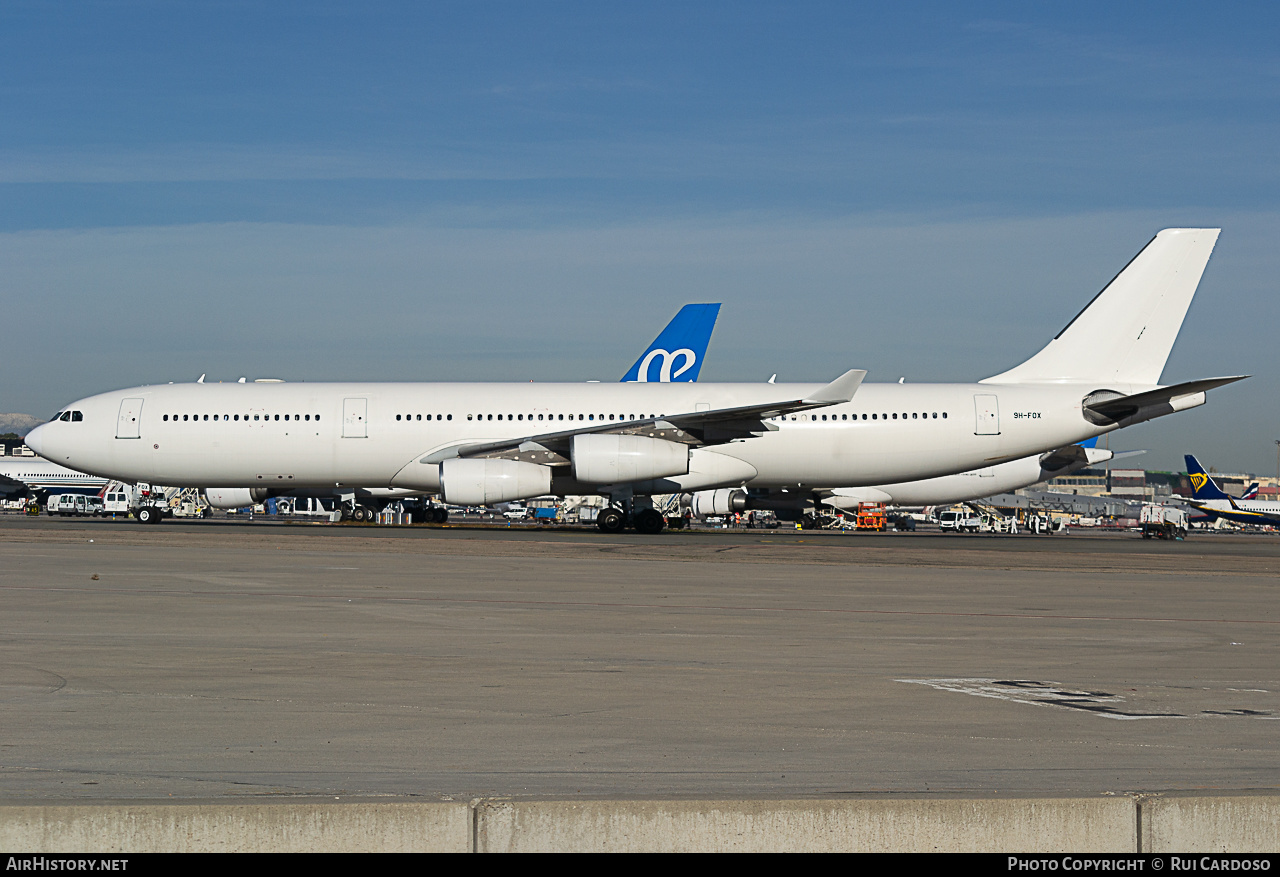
left=594, top=499, right=671, bottom=534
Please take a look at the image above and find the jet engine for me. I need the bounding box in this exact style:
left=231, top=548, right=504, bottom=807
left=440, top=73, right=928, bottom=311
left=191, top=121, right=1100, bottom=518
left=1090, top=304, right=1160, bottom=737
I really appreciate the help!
left=203, top=487, right=269, bottom=509
left=571, top=434, right=689, bottom=484
left=440, top=458, right=552, bottom=505
left=684, top=488, right=748, bottom=520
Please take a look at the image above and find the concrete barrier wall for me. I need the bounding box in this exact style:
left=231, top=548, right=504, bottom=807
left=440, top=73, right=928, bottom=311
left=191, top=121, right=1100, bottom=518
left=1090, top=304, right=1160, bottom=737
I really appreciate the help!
left=1142, top=796, right=1280, bottom=853
left=2, top=796, right=1278, bottom=852
left=475, top=798, right=1133, bottom=852
left=0, top=803, right=471, bottom=853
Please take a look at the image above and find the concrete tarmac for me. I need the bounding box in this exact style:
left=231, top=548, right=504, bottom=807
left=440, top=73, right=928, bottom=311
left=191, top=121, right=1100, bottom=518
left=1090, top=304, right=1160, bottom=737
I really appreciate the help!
left=1, top=516, right=1278, bottom=802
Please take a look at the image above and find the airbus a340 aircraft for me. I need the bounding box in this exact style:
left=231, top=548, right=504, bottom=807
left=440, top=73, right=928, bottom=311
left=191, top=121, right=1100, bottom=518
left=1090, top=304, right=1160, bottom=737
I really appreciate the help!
left=27, top=228, right=1245, bottom=533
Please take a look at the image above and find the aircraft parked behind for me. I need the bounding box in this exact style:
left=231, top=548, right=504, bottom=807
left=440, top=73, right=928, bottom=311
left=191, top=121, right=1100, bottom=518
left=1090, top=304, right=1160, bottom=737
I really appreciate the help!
left=0, top=458, right=109, bottom=502
left=1180, top=454, right=1280, bottom=528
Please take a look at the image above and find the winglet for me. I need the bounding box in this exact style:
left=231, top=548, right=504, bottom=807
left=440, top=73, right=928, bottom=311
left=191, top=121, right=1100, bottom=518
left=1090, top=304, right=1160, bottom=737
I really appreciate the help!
left=804, top=369, right=867, bottom=405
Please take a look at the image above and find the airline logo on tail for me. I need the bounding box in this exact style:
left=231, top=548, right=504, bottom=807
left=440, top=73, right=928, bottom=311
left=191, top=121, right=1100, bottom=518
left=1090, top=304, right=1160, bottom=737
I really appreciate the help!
left=622, top=303, right=720, bottom=383
left=1184, top=455, right=1232, bottom=501
left=635, top=347, right=697, bottom=382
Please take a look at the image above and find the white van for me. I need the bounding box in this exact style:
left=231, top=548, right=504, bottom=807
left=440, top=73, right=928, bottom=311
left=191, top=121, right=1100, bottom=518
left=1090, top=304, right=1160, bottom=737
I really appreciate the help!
left=938, top=510, right=983, bottom=533
left=103, top=489, right=133, bottom=515
left=48, top=494, right=87, bottom=516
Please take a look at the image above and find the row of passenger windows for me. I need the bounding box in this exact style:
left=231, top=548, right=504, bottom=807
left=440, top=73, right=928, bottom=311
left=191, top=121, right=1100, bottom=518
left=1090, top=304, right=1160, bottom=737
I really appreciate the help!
left=162, top=414, right=320, bottom=422
left=394, top=413, right=663, bottom=423
left=776, top=412, right=949, bottom=422
left=466, top=413, right=660, bottom=422
left=159, top=410, right=946, bottom=425
left=396, top=411, right=948, bottom=424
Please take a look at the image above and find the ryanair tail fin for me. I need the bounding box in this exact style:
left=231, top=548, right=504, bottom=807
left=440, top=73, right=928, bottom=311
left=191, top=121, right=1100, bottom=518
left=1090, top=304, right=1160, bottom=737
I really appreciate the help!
left=982, top=229, right=1220, bottom=386
left=1184, top=454, right=1232, bottom=501
left=622, top=303, right=721, bottom=382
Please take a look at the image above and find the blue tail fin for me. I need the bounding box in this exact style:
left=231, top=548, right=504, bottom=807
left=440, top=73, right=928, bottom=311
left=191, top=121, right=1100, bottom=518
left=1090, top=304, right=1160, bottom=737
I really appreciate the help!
left=1184, top=454, right=1232, bottom=501
left=1242, top=482, right=1259, bottom=500
left=621, top=303, right=721, bottom=382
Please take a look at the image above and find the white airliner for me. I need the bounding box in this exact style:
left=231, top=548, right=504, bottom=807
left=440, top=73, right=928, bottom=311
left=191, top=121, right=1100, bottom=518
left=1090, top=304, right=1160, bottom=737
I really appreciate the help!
left=822, top=442, right=1116, bottom=510
left=26, top=229, right=1244, bottom=533
left=0, top=458, right=109, bottom=501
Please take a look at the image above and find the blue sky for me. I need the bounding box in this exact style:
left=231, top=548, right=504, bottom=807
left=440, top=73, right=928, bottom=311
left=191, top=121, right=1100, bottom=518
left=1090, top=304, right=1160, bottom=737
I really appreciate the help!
left=3, top=2, right=1278, bottom=473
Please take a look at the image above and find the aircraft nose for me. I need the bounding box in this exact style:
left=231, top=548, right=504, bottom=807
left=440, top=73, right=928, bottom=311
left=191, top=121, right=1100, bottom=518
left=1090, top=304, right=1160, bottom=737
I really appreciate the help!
left=24, top=424, right=46, bottom=457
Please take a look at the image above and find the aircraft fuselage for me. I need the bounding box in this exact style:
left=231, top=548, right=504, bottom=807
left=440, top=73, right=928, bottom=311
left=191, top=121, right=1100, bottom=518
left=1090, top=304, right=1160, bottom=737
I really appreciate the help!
left=29, top=379, right=1123, bottom=493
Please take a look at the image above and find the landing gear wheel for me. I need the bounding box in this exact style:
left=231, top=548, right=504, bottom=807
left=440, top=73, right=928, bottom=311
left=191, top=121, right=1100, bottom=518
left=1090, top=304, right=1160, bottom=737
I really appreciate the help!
left=800, top=514, right=817, bottom=530
left=633, top=508, right=666, bottom=534
left=431, top=507, right=448, bottom=524
left=351, top=506, right=369, bottom=522
left=596, top=507, right=626, bottom=533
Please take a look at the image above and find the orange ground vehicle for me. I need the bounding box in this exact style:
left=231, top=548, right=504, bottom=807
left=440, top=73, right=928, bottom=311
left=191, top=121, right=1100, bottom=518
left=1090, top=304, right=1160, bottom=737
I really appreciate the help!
left=855, top=502, right=887, bottom=530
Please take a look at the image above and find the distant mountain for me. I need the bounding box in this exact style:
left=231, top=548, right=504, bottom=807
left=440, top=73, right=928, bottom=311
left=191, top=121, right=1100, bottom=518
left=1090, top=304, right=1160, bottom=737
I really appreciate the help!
left=0, top=413, right=45, bottom=436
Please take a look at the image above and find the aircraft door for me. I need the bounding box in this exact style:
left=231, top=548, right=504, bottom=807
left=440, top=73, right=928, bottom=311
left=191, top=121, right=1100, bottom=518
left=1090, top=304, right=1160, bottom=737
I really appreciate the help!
left=116, top=398, right=144, bottom=439
left=973, top=394, right=1000, bottom=435
left=343, top=398, right=368, bottom=438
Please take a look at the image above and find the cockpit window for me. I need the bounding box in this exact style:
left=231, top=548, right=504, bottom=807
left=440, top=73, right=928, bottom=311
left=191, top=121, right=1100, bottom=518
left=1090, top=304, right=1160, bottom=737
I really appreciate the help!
left=59, top=412, right=71, bottom=422
left=71, top=411, right=83, bottom=422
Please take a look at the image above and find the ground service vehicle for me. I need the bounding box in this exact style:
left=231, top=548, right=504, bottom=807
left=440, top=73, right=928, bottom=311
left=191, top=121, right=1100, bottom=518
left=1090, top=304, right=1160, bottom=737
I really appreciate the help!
left=1141, top=504, right=1189, bottom=539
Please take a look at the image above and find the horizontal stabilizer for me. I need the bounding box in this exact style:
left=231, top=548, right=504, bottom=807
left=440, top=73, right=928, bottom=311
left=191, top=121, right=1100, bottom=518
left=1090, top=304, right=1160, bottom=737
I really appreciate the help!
left=1083, top=376, right=1247, bottom=425
left=1038, top=443, right=1113, bottom=473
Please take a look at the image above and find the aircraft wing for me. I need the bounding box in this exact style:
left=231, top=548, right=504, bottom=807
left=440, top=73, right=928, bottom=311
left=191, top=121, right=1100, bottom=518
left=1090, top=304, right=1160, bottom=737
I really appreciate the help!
left=0, top=473, right=33, bottom=499
left=425, top=369, right=867, bottom=465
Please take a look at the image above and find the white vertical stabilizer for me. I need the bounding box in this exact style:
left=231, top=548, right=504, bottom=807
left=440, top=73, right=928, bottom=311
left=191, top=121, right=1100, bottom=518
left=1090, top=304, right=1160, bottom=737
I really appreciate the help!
left=981, top=228, right=1220, bottom=386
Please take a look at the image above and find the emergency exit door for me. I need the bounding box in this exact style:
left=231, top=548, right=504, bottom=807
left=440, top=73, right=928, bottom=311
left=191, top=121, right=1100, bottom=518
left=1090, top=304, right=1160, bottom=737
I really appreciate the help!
left=116, top=398, right=144, bottom=439
left=973, top=394, right=1000, bottom=435
left=343, top=398, right=368, bottom=438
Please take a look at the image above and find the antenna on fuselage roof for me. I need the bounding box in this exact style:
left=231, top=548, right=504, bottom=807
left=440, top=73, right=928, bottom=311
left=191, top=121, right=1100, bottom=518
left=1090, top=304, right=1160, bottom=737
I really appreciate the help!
left=768, top=374, right=776, bottom=384
left=238, top=377, right=246, bottom=383
left=899, top=377, right=905, bottom=383
left=197, top=374, right=205, bottom=383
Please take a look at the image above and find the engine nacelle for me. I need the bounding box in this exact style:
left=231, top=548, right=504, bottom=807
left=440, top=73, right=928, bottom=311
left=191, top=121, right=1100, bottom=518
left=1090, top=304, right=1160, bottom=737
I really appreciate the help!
left=440, top=458, right=552, bottom=506
left=571, top=434, right=689, bottom=485
left=203, top=487, right=268, bottom=509
left=685, top=488, right=748, bottom=519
